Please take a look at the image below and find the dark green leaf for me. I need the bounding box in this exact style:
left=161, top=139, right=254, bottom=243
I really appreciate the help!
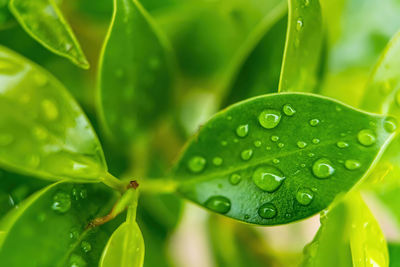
left=9, top=0, right=89, bottom=68
left=98, top=0, right=173, bottom=144
left=173, top=93, right=395, bottom=225
left=0, top=46, right=107, bottom=181
left=0, top=0, right=14, bottom=29
left=278, top=0, right=323, bottom=92
left=389, top=243, right=400, bottom=267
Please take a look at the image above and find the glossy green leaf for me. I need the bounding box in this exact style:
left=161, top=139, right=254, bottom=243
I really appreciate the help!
left=98, top=0, right=173, bottom=144
left=0, top=46, right=107, bottom=181
left=9, top=0, right=89, bottom=68
left=278, top=0, right=323, bottom=92
left=0, top=182, right=122, bottom=266
left=173, top=93, right=395, bottom=225
left=100, top=222, right=145, bottom=267
left=348, top=193, right=389, bottom=267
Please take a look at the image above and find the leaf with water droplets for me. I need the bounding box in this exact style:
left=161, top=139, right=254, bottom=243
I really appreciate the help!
left=173, top=93, right=395, bottom=225
left=0, top=46, right=107, bottom=181
left=278, top=0, right=323, bottom=92
left=97, top=0, right=173, bottom=145
left=0, top=182, right=123, bottom=266
left=9, top=0, right=89, bottom=68
left=99, top=222, right=145, bottom=267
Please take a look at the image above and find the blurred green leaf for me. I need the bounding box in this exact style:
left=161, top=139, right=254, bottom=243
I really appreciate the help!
left=100, top=222, right=145, bottom=267
left=0, top=0, right=14, bottom=29
left=173, top=93, right=395, bottom=225
left=98, top=0, right=173, bottom=145
left=0, top=182, right=122, bottom=266
left=0, top=46, right=107, bottom=181
left=9, top=0, right=89, bottom=68
left=389, top=243, right=400, bottom=267
left=279, top=0, right=323, bottom=92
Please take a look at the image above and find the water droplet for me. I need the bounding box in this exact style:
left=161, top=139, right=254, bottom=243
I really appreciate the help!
left=312, top=138, right=320, bottom=144
left=266, top=146, right=271, bottom=150
left=241, top=149, right=253, bottom=161
left=308, top=152, right=315, bottom=157
left=283, top=104, right=296, bottom=116
left=69, top=254, right=86, bottom=267
left=236, top=124, right=249, bottom=137
left=188, top=156, right=206, bottom=173
left=72, top=186, right=87, bottom=200
left=41, top=99, right=59, bottom=120
left=297, top=141, right=307, bottom=148
left=271, top=135, right=279, bottom=142
left=221, top=141, right=228, bottom=146
left=258, top=203, right=277, bottom=219
left=296, top=18, right=304, bottom=31
left=233, top=138, right=239, bottom=143
left=205, top=196, right=231, bottom=214
left=309, top=119, right=320, bottom=127
left=258, top=109, right=282, bottom=129
left=69, top=228, right=80, bottom=240
left=300, top=163, right=306, bottom=168
left=312, top=158, right=335, bottom=179
left=336, top=141, right=349, bottom=148
left=0, top=133, right=14, bottom=146
left=52, top=192, right=71, bottom=213
left=229, top=174, right=242, bottom=185
left=81, top=241, right=92, bottom=253
left=212, top=157, right=223, bottom=166
left=357, top=129, right=376, bottom=146
left=254, top=140, right=262, bottom=147
left=278, top=143, right=285, bottom=148
left=304, top=0, right=310, bottom=6
left=345, top=159, right=361, bottom=170
left=296, top=188, right=314, bottom=205
left=252, top=165, right=285, bottom=192
left=384, top=117, right=397, bottom=133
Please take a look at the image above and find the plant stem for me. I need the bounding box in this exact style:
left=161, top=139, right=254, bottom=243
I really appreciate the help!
left=102, top=172, right=126, bottom=193
left=139, top=178, right=178, bottom=194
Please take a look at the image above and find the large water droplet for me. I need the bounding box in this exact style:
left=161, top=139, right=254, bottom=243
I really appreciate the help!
left=309, top=119, right=320, bottom=127
left=205, top=196, right=231, bottom=214
left=258, top=203, right=277, bottom=219
left=236, top=124, right=249, bottom=137
left=188, top=156, right=206, bottom=173
left=81, top=241, right=92, bottom=253
left=241, top=149, right=253, bottom=161
left=357, top=129, right=376, bottom=146
left=52, top=192, right=71, bottom=213
left=229, top=174, right=241, bottom=185
left=312, top=158, right=335, bottom=179
left=336, top=141, right=349, bottom=148
left=258, top=109, right=282, bottom=129
left=384, top=117, right=397, bottom=133
left=345, top=159, right=361, bottom=170
left=296, top=18, right=304, bottom=31
left=41, top=99, right=59, bottom=120
left=297, top=141, right=307, bottom=148
left=296, top=188, right=314, bottom=205
left=252, top=165, right=285, bottom=192
left=212, top=157, right=223, bottom=166
left=283, top=104, right=296, bottom=116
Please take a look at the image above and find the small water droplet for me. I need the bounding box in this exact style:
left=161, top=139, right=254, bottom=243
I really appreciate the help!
left=254, top=140, right=262, bottom=147
left=357, top=129, right=376, bottom=146
left=241, top=149, right=253, bottom=161
left=272, top=158, right=280, bottom=164
left=69, top=254, right=86, bottom=267
left=300, top=163, right=306, bottom=168
left=229, top=174, right=242, bottom=185
left=52, top=192, right=71, bottom=213
left=312, top=138, right=320, bottom=144
left=258, top=109, right=282, bottom=129
left=345, top=159, right=361, bottom=170
left=278, top=142, right=285, bottom=148
left=297, top=141, right=307, bottom=148
left=309, top=119, right=320, bottom=127
left=296, top=18, right=304, bottom=31
left=41, top=99, right=59, bottom=120
left=205, top=196, right=231, bottom=214
left=304, top=0, right=310, bottom=6
left=258, top=203, right=277, bottom=219
left=384, top=117, right=397, bottom=133
left=233, top=138, right=239, bottom=143
left=72, top=186, right=87, bottom=201
left=266, top=146, right=271, bottom=150
left=296, top=188, right=314, bottom=205
left=312, top=158, right=335, bottom=179
left=308, top=152, right=315, bottom=157
left=336, top=141, right=349, bottom=148
left=271, top=135, right=279, bottom=142
left=81, top=241, right=92, bottom=253
left=221, top=141, right=228, bottom=146
left=212, top=157, right=223, bottom=166
left=236, top=124, right=249, bottom=137
left=69, top=228, right=80, bottom=240
left=188, top=156, right=206, bottom=173
left=252, top=165, right=285, bottom=192
left=0, top=133, right=14, bottom=146
left=283, top=104, right=296, bottom=116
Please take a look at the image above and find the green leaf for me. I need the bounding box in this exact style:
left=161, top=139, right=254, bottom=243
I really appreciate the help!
left=100, top=222, right=145, bottom=267
left=388, top=243, right=400, bottom=267
left=0, top=0, right=14, bottom=29
left=278, top=0, right=323, bottom=92
left=0, top=182, right=122, bottom=266
left=98, top=0, right=173, bottom=144
left=9, top=0, right=89, bottom=69
left=173, top=93, right=395, bottom=225
left=0, top=46, right=107, bottom=181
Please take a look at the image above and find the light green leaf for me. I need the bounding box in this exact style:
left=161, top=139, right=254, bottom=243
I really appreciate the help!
left=100, top=222, right=145, bottom=267
left=98, top=0, right=173, bottom=144
left=278, top=0, right=323, bottom=92
left=9, top=0, right=89, bottom=68
left=0, top=46, right=107, bottom=181
left=173, top=93, right=395, bottom=225
left=0, top=182, right=122, bottom=266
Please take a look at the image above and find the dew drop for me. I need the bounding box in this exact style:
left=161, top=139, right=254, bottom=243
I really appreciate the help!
left=296, top=18, right=304, bottom=31
left=357, top=129, right=376, bottom=146
left=258, top=203, right=277, bottom=219
left=283, top=104, right=296, bottom=116
left=384, top=117, right=397, bottom=133
left=205, top=196, right=231, bottom=214
left=308, top=152, right=315, bottom=158
left=296, top=188, right=314, bottom=206
left=69, top=228, right=80, bottom=240
left=272, top=158, right=280, bottom=164
left=252, top=165, right=285, bottom=192
left=81, top=241, right=92, bottom=253
left=258, top=109, right=282, bottom=129
left=187, top=156, right=206, bottom=173
left=72, top=186, right=87, bottom=201
left=271, top=135, right=279, bottom=142
left=233, top=138, right=239, bottom=143
left=312, top=138, right=320, bottom=144
left=229, top=174, right=242, bottom=185
left=41, top=99, right=59, bottom=120
left=236, top=124, right=249, bottom=137
left=69, top=254, right=86, bottom=267
left=336, top=141, right=349, bottom=148
left=254, top=140, right=262, bottom=147
left=52, top=192, right=71, bottom=213
left=266, top=146, right=271, bottom=150
left=241, top=149, right=253, bottom=161
left=212, top=157, right=223, bottom=166
left=345, top=159, right=361, bottom=170
left=278, top=143, right=285, bottom=148
left=221, top=141, right=228, bottom=146
left=309, top=119, right=320, bottom=127
left=297, top=141, right=307, bottom=148
left=312, top=158, right=335, bottom=179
